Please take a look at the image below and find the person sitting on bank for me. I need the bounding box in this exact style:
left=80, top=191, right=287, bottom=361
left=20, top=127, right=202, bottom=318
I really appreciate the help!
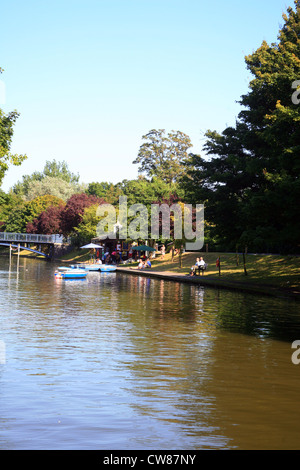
left=190, top=265, right=196, bottom=276
left=196, top=257, right=206, bottom=275
left=138, top=259, right=144, bottom=270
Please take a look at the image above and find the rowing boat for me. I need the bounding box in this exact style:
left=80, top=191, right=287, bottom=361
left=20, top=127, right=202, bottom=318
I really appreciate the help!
left=55, top=270, right=87, bottom=279
left=99, top=265, right=117, bottom=272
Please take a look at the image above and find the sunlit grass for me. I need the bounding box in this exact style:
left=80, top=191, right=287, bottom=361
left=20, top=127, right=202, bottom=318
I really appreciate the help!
left=58, top=248, right=90, bottom=263
left=57, top=247, right=300, bottom=294
left=128, top=251, right=300, bottom=291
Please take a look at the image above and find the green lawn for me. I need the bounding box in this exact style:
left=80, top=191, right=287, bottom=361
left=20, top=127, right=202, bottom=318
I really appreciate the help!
left=127, top=251, right=300, bottom=292
left=57, top=248, right=300, bottom=296
left=58, top=248, right=91, bottom=263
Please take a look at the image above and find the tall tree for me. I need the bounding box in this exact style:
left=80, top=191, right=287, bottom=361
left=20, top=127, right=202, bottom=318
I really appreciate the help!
left=12, top=159, right=80, bottom=198
left=25, top=176, right=82, bottom=201
left=0, top=69, right=27, bottom=186
left=59, top=193, right=105, bottom=236
left=26, top=204, right=65, bottom=235
left=4, top=194, right=64, bottom=233
left=184, top=1, right=300, bottom=253
left=86, top=181, right=124, bottom=205
left=42, top=159, right=79, bottom=184
left=133, top=129, right=192, bottom=184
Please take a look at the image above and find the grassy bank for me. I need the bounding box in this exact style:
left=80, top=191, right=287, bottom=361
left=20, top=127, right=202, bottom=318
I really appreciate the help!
left=58, top=248, right=300, bottom=298
left=57, top=248, right=91, bottom=263
left=118, top=251, right=300, bottom=298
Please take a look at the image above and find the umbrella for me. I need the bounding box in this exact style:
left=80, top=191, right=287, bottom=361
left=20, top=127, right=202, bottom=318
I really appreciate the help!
left=80, top=243, right=104, bottom=249
left=132, top=244, right=155, bottom=252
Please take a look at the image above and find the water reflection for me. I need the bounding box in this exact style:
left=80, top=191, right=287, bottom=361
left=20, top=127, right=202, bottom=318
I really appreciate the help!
left=0, top=257, right=300, bottom=449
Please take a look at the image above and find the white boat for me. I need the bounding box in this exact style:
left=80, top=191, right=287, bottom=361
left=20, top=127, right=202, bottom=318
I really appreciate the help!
left=99, top=265, right=117, bottom=272
left=71, top=263, right=102, bottom=271
left=55, top=270, right=87, bottom=279
left=84, top=264, right=102, bottom=271
left=58, top=266, right=77, bottom=271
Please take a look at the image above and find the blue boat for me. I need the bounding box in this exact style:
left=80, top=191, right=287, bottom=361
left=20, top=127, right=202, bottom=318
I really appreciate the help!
left=99, top=265, right=117, bottom=272
left=55, top=270, right=87, bottom=279
left=58, top=266, right=76, bottom=271
left=83, top=264, right=102, bottom=271
left=70, top=264, right=102, bottom=271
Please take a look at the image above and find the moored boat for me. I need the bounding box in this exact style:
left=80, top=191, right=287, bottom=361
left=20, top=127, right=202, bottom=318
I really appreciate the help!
left=83, top=264, right=102, bottom=271
left=70, top=264, right=102, bottom=271
left=55, top=270, right=87, bottom=279
left=99, top=265, right=117, bottom=272
left=58, top=266, right=76, bottom=271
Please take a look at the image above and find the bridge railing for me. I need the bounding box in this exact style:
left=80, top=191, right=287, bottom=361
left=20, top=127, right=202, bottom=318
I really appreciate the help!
left=0, top=232, right=68, bottom=244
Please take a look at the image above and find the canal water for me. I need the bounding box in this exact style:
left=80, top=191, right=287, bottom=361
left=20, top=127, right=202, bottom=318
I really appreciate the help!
left=0, top=256, right=300, bottom=450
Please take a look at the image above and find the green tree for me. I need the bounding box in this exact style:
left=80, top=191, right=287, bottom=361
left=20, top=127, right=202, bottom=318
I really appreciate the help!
left=133, top=129, right=192, bottom=184
left=4, top=194, right=64, bottom=233
left=25, top=175, right=83, bottom=201
left=184, top=1, right=300, bottom=253
left=12, top=159, right=80, bottom=199
left=42, top=159, right=79, bottom=183
left=0, top=69, right=27, bottom=186
left=73, top=204, right=102, bottom=246
left=118, top=176, right=184, bottom=208
left=0, top=189, right=23, bottom=227
left=86, top=181, right=123, bottom=205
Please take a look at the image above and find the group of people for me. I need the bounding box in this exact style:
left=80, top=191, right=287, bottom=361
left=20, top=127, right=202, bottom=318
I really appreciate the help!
left=88, top=246, right=123, bottom=265
left=190, top=257, right=207, bottom=276
left=102, top=250, right=123, bottom=265
left=137, top=258, right=152, bottom=270
left=90, top=243, right=209, bottom=276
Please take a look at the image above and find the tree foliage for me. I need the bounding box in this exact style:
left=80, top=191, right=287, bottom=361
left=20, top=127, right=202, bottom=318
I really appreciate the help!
left=0, top=70, right=27, bottom=186
left=25, top=175, right=83, bottom=201
left=73, top=204, right=102, bottom=246
left=183, top=1, right=300, bottom=253
left=26, top=204, right=65, bottom=235
left=133, top=129, right=192, bottom=184
left=86, top=181, right=124, bottom=205
left=4, top=194, right=64, bottom=233
left=59, top=193, right=105, bottom=236
left=12, top=159, right=81, bottom=199
left=117, top=176, right=184, bottom=208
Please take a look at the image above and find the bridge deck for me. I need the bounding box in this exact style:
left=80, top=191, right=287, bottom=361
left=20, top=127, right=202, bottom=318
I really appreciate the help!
left=0, top=232, right=66, bottom=244
left=0, top=243, right=50, bottom=258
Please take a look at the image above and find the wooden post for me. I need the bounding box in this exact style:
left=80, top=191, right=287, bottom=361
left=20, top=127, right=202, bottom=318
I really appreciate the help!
left=216, top=256, right=221, bottom=276
left=17, top=243, right=20, bottom=280
left=243, top=250, right=248, bottom=276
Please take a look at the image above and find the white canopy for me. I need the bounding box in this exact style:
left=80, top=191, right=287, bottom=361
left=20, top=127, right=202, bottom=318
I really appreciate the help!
left=80, top=243, right=104, bottom=249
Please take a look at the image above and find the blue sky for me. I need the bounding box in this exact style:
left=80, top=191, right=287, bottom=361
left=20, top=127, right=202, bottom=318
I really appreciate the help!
left=1, top=0, right=291, bottom=191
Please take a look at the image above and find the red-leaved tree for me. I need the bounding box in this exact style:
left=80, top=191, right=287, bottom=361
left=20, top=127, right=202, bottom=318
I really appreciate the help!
left=26, top=204, right=65, bottom=234
left=59, top=193, right=105, bottom=236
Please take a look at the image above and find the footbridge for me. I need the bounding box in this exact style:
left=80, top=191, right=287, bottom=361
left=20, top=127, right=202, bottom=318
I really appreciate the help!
left=0, top=233, right=70, bottom=260
left=0, top=242, right=50, bottom=258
